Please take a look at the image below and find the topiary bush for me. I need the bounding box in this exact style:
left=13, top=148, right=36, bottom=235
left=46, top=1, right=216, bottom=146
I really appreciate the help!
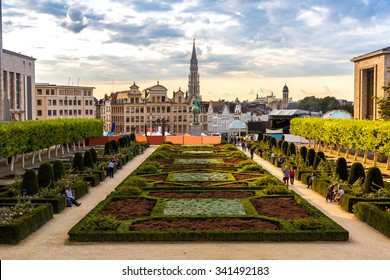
left=130, top=133, right=136, bottom=142
left=257, top=133, right=263, bottom=142
left=306, top=148, right=316, bottom=167
left=84, top=150, right=94, bottom=169
left=90, top=147, right=98, bottom=163
left=348, top=162, right=366, bottom=185
left=37, top=162, right=55, bottom=188
left=21, top=169, right=39, bottom=195
left=313, top=151, right=326, bottom=169
left=118, top=137, right=125, bottom=148
left=300, top=146, right=307, bottom=161
left=335, top=157, right=348, bottom=181
left=111, top=140, right=118, bottom=153
left=282, top=141, right=289, bottom=156
left=277, top=139, right=283, bottom=150
left=270, top=137, right=277, bottom=148
left=52, top=160, right=65, bottom=181
left=104, top=141, right=112, bottom=155
left=364, top=167, right=384, bottom=194
left=72, top=152, right=84, bottom=172
left=288, top=142, right=296, bottom=156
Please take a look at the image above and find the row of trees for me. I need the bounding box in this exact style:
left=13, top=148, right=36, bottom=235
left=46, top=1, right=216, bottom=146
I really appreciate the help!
left=290, top=118, right=390, bottom=169
left=0, top=119, right=103, bottom=170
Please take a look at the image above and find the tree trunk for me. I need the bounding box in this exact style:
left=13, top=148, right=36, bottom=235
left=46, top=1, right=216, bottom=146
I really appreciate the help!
left=55, top=145, right=58, bottom=157
left=363, top=150, right=368, bottom=163
left=336, top=145, right=341, bottom=156
left=73, top=141, right=76, bottom=151
left=386, top=157, right=390, bottom=170
left=32, top=151, right=36, bottom=165
left=308, top=139, right=311, bottom=148
left=66, top=143, right=70, bottom=153
left=354, top=148, right=359, bottom=161
left=373, top=152, right=378, bottom=167
left=38, top=149, right=42, bottom=162
left=78, top=140, right=81, bottom=149
left=83, top=139, right=86, bottom=148
left=47, top=147, right=51, bottom=159
left=9, top=156, right=15, bottom=171
left=345, top=147, right=350, bottom=159
left=22, top=153, right=25, bottom=169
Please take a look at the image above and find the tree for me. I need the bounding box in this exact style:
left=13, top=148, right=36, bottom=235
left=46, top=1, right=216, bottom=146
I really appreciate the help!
left=37, top=162, right=55, bottom=188
left=22, top=169, right=39, bottom=195
left=73, top=152, right=84, bottom=171
left=53, top=160, right=65, bottom=181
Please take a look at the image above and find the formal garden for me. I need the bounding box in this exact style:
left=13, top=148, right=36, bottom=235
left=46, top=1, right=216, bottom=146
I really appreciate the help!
left=68, top=143, right=348, bottom=242
left=0, top=119, right=149, bottom=244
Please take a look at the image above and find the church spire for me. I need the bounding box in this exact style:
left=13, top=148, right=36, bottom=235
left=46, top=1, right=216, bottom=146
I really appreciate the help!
left=188, top=38, right=200, bottom=100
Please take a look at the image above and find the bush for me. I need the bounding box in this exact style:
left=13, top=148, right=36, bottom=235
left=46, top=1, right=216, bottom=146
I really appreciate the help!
left=80, top=214, right=120, bottom=231
left=288, top=143, right=296, bottom=156
left=21, top=169, right=39, bottom=195
left=277, top=139, right=283, bottom=150
left=257, top=133, right=263, bottom=142
left=282, top=141, right=289, bottom=156
left=84, top=150, right=94, bottom=169
left=52, top=160, right=65, bottom=181
left=313, top=151, right=325, bottom=169
left=90, top=148, right=98, bottom=163
left=364, top=167, right=384, bottom=194
left=300, top=146, right=307, bottom=161
left=348, top=162, right=365, bottom=185
left=270, top=137, right=277, bottom=148
left=306, top=149, right=316, bottom=167
left=335, top=157, right=348, bottom=181
left=111, top=140, right=118, bottom=153
left=130, top=133, right=136, bottom=142
left=72, top=152, right=84, bottom=172
left=104, top=141, right=112, bottom=155
left=263, top=185, right=290, bottom=195
left=37, top=162, right=55, bottom=188
left=118, top=137, right=125, bottom=148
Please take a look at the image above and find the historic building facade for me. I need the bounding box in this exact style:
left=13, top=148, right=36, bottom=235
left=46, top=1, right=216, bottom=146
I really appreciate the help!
left=34, top=83, right=95, bottom=120
left=351, top=46, right=390, bottom=120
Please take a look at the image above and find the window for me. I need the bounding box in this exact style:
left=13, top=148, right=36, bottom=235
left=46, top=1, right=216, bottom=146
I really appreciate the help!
left=73, top=110, right=77, bottom=115
left=53, top=100, right=57, bottom=106
left=60, top=110, right=63, bottom=116
left=85, top=110, right=89, bottom=115
left=90, top=100, right=93, bottom=106
left=85, top=100, right=88, bottom=106
left=59, top=100, right=63, bottom=106
left=78, top=100, right=81, bottom=106
left=64, top=100, right=68, bottom=106
left=53, top=110, right=57, bottom=116
left=90, top=110, right=93, bottom=115
left=47, top=100, right=52, bottom=106
left=37, top=100, right=42, bottom=106
left=37, top=110, right=42, bottom=116
left=37, top=89, right=42, bottom=95
left=46, top=89, right=50, bottom=95
left=78, top=110, right=81, bottom=115
left=48, top=110, right=52, bottom=116
left=69, top=110, right=72, bottom=115
left=51, top=89, right=55, bottom=95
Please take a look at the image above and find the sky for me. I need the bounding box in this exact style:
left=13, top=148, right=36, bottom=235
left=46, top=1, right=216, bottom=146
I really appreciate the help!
left=2, top=0, right=390, bottom=102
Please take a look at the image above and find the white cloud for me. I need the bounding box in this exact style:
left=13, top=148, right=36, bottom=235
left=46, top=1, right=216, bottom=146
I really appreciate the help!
left=297, top=6, right=329, bottom=26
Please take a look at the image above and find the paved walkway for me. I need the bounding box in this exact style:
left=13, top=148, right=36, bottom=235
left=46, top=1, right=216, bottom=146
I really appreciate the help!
left=0, top=146, right=389, bottom=260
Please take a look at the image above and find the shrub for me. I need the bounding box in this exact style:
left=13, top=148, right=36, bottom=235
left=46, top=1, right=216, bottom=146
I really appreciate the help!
left=300, top=146, right=307, bottom=161
left=348, top=162, right=366, bottom=185
left=130, top=133, right=136, bottom=142
left=80, top=214, right=120, bottom=231
left=90, top=147, right=98, bottom=163
left=118, top=137, right=125, bottom=148
left=335, top=157, right=348, bottom=181
left=238, top=164, right=263, bottom=173
left=104, top=141, right=112, bottom=155
left=21, top=169, right=39, bottom=195
left=277, top=139, right=283, bottom=150
left=52, top=160, right=65, bottom=181
left=288, top=143, right=296, bottom=156
left=37, top=162, right=55, bottom=188
left=263, top=185, right=290, bottom=195
left=313, top=151, right=326, bottom=169
left=84, top=150, right=94, bottom=168
left=137, top=162, right=158, bottom=173
left=257, top=133, right=263, bottom=142
left=364, top=167, right=384, bottom=194
left=111, top=140, right=118, bottom=153
left=72, top=152, right=84, bottom=172
left=282, top=141, right=289, bottom=156
left=270, top=137, right=277, bottom=148
left=306, top=149, right=316, bottom=167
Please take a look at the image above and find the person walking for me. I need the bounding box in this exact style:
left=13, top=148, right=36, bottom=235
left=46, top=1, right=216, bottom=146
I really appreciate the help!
left=250, top=147, right=255, bottom=159
left=289, top=167, right=295, bottom=185
left=282, top=165, right=290, bottom=186
left=108, top=160, right=115, bottom=178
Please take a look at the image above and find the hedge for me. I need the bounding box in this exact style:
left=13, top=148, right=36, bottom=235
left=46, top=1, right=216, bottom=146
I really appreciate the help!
left=354, top=202, right=390, bottom=237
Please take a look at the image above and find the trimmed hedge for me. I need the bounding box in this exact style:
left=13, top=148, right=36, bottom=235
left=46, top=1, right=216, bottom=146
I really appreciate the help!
left=0, top=203, right=53, bottom=244
left=354, top=202, right=390, bottom=237
left=339, top=194, right=390, bottom=213
left=0, top=196, right=66, bottom=214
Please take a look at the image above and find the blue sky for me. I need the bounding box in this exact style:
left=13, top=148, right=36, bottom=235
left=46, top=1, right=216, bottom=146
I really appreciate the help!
left=2, top=0, right=390, bottom=101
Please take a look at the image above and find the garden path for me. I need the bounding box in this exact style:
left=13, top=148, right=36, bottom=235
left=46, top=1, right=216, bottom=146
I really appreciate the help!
left=0, top=145, right=389, bottom=260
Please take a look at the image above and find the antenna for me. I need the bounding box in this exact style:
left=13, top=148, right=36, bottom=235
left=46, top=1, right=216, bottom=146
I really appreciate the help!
left=77, top=78, right=80, bottom=86
left=68, top=77, right=70, bottom=86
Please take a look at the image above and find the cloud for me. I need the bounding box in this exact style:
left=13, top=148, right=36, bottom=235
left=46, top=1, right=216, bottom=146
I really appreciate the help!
left=297, top=6, right=329, bottom=26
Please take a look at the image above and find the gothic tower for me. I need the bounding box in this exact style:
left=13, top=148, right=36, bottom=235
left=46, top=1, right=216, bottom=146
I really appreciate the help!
left=282, top=83, right=289, bottom=109
left=188, top=39, right=200, bottom=100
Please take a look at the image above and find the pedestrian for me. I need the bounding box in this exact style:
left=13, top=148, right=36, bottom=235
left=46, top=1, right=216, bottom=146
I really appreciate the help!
left=289, top=167, right=295, bottom=185
left=250, top=147, right=254, bottom=159
left=307, top=173, right=316, bottom=188
left=326, top=183, right=337, bottom=203
left=241, top=141, right=246, bottom=152
left=282, top=165, right=290, bottom=186
left=108, top=160, right=115, bottom=178
left=65, top=186, right=81, bottom=207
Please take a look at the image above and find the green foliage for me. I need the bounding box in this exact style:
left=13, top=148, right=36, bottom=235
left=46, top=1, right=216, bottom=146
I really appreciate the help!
left=130, top=133, right=136, bottom=142
left=110, top=140, right=118, bottom=153
left=90, top=147, right=98, bottom=163
left=263, top=185, right=290, bottom=195
left=300, top=146, right=307, bottom=161
left=335, top=157, right=348, bottom=181
left=21, top=169, right=39, bottom=195
left=80, top=214, right=120, bottom=231
left=137, top=162, right=159, bottom=173
left=238, top=164, right=263, bottom=173
left=282, top=141, right=289, bottom=156
left=149, top=151, right=169, bottom=159
left=348, top=162, right=365, bottom=185
left=37, top=162, right=55, bottom=188
left=306, top=149, right=316, bottom=167
left=297, top=96, right=352, bottom=114
left=313, top=151, right=326, bottom=169
left=257, top=133, right=263, bottom=142
left=249, top=175, right=282, bottom=188
left=270, top=137, right=277, bottom=148
left=364, top=167, right=384, bottom=194
left=52, top=160, right=65, bottom=181
left=72, top=152, right=84, bottom=172
left=288, top=143, right=296, bottom=156
left=83, top=150, right=94, bottom=169
left=277, top=139, right=283, bottom=150
left=104, top=141, right=112, bottom=155
left=118, top=137, right=125, bottom=148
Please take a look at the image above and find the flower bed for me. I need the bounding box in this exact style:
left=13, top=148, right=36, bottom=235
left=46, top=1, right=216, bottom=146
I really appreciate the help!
left=174, top=159, right=223, bottom=164
left=169, top=172, right=234, bottom=182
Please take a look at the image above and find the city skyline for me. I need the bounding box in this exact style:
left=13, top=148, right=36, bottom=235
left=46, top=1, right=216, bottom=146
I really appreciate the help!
left=2, top=0, right=390, bottom=101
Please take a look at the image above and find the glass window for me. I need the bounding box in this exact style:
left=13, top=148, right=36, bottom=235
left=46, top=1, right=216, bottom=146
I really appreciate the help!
left=37, top=110, right=42, bottom=116
left=37, top=100, right=42, bottom=106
